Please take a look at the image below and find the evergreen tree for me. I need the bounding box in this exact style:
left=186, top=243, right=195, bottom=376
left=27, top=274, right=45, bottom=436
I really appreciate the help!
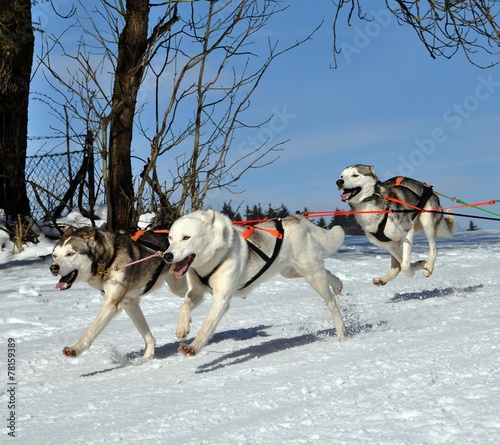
left=316, top=217, right=327, bottom=228
left=466, top=220, right=479, bottom=231
left=221, top=202, right=236, bottom=219
left=245, top=204, right=265, bottom=221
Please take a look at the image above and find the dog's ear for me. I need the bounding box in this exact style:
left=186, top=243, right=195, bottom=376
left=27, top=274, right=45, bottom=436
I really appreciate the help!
left=203, top=209, right=217, bottom=224
left=368, top=165, right=377, bottom=177
left=81, top=228, right=97, bottom=240
left=61, top=226, right=75, bottom=238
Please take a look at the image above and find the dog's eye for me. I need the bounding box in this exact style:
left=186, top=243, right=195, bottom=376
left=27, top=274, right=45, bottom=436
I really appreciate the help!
left=66, top=252, right=75, bottom=257
left=352, top=174, right=359, bottom=178
left=182, top=236, right=190, bottom=241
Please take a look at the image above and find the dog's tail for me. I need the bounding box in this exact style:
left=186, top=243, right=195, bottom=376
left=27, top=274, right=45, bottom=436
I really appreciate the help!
left=438, top=212, right=455, bottom=238
left=311, top=224, right=345, bottom=255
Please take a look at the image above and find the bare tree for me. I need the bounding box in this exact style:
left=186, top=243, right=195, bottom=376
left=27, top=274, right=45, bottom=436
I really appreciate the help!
left=0, top=0, right=34, bottom=227
left=37, top=0, right=311, bottom=228
left=38, top=0, right=179, bottom=229
left=106, top=0, right=150, bottom=229
left=333, top=0, right=500, bottom=68
left=136, top=0, right=309, bottom=224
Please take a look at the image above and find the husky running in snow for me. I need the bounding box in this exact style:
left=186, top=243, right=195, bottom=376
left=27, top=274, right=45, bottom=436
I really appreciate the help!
left=164, top=209, right=346, bottom=356
left=336, top=164, right=455, bottom=286
left=50, top=227, right=187, bottom=361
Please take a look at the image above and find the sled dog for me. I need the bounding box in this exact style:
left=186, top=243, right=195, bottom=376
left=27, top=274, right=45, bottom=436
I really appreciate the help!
left=164, top=209, right=346, bottom=356
left=50, top=227, right=187, bottom=360
left=336, top=164, right=455, bottom=286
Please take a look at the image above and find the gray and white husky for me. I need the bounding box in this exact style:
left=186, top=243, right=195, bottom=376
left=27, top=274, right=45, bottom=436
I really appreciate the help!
left=336, top=164, right=455, bottom=286
left=164, top=209, right=346, bottom=356
left=50, top=227, right=187, bottom=361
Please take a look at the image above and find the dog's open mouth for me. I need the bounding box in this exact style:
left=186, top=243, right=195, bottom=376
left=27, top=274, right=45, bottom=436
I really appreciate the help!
left=340, top=187, right=361, bottom=202
left=173, top=254, right=196, bottom=278
left=55, top=270, right=78, bottom=290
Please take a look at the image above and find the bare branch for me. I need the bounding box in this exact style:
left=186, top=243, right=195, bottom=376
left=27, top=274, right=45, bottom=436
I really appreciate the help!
left=333, top=0, right=500, bottom=68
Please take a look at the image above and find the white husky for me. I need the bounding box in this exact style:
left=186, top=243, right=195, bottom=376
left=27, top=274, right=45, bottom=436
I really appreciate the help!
left=164, top=209, right=346, bottom=356
left=336, top=164, right=455, bottom=286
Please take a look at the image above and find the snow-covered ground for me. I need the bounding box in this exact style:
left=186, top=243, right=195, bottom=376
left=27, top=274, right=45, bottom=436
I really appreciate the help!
left=1, top=227, right=500, bottom=444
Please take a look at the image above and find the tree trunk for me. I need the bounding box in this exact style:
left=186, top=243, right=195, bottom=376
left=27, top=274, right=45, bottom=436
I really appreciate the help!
left=0, top=0, right=34, bottom=226
left=107, top=0, right=149, bottom=230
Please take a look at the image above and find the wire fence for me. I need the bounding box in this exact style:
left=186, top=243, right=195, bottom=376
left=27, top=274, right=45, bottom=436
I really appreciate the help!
left=25, top=149, right=103, bottom=221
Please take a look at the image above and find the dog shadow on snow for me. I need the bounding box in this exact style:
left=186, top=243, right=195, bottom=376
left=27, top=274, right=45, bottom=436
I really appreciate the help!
left=152, top=324, right=273, bottom=361
left=388, top=284, right=483, bottom=303
left=193, top=321, right=377, bottom=374
left=82, top=322, right=377, bottom=377
left=81, top=284, right=483, bottom=377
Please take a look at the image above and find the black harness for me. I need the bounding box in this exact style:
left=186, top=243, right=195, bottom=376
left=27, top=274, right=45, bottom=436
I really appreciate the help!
left=93, top=229, right=170, bottom=296
left=195, top=219, right=284, bottom=291
left=133, top=232, right=169, bottom=295
left=367, top=178, right=434, bottom=243
left=371, top=212, right=392, bottom=243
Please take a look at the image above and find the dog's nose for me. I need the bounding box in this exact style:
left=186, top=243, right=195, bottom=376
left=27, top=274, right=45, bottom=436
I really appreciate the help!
left=163, top=252, right=174, bottom=263
left=336, top=179, right=344, bottom=188
left=50, top=264, right=60, bottom=275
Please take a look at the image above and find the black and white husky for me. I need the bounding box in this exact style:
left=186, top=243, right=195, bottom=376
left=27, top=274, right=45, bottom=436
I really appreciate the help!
left=336, top=164, right=455, bottom=286
left=50, top=227, right=187, bottom=361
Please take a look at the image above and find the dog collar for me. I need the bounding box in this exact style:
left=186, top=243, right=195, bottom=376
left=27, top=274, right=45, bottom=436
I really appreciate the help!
left=361, top=180, right=386, bottom=203
left=361, top=194, right=380, bottom=203
left=95, top=262, right=109, bottom=276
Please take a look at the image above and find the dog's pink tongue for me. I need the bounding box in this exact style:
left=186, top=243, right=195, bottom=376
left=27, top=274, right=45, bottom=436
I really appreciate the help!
left=174, top=258, right=190, bottom=278
left=55, top=281, right=68, bottom=290
left=340, top=191, right=351, bottom=201
left=55, top=277, right=71, bottom=290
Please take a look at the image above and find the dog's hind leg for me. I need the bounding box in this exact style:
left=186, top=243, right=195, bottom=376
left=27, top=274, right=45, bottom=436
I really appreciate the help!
left=326, top=269, right=343, bottom=295
left=123, top=300, right=156, bottom=361
left=304, top=269, right=345, bottom=340
left=280, top=267, right=345, bottom=334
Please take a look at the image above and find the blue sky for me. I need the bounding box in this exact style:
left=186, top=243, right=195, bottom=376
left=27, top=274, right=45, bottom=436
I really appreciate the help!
left=29, top=1, right=500, bottom=229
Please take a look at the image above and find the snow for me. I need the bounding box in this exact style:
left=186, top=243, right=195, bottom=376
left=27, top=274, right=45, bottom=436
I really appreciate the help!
left=1, top=228, right=500, bottom=444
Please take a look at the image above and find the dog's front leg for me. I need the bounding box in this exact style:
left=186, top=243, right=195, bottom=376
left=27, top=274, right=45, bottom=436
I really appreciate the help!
left=63, top=299, right=122, bottom=358
left=179, top=292, right=231, bottom=357
left=401, top=227, right=417, bottom=278
left=373, top=251, right=401, bottom=286
left=176, top=286, right=205, bottom=340
left=420, top=213, right=439, bottom=278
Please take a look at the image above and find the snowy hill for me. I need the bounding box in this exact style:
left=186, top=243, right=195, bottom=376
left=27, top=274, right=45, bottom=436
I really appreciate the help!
left=1, top=229, right=500, bottom=444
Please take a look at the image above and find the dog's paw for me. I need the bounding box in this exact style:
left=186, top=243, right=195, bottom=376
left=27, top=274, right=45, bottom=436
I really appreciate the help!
left=179, top=343, right=196, bottom=357
left=140, top=352, right=155, bottom=363
left=132, top=356, right=154, bottom=366
left=176, top=314, right=192, bottom=339
left=423, top=267, right=433, bottom=278
left=63, top=346, right=78, bottom=358
left=372, top=278, right=386, bottom=286
left=176, top=326, right=190, bottom=339
left=332, top=280, right=343, bottom=295
left=336, top=327, right=346, bottom=341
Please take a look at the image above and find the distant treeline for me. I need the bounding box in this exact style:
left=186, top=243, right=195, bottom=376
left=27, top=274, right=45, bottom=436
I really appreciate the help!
left=220, top=202, right=364, bottom=236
